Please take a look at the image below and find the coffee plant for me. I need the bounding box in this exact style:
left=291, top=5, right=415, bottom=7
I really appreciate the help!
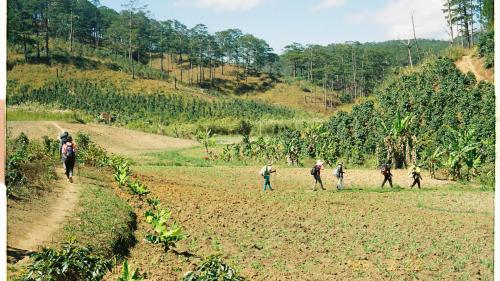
left=183, top=255, right=245, bottom=281
left=20, top=241, right=111, bottom=281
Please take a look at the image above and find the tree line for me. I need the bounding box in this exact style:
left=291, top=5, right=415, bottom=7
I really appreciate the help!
left=220, top=57, right=494, bottom=182
left=7, top=0, right=278, bottom=83
left=442, top=0, right=494, bottom=48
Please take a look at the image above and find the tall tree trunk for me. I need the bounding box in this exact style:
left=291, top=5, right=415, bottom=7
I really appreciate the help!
left=23, top=39, right=28, bottom=62
left=128, top=10, right=132, bottom=62
left=470, top=0, right=474, bottom=46
left=44, top=0, right=50, bottom=63
left=411, top=14, right=421, bottom=62
left=69, top=8, right=73, bottom=53
left=447, top=0, right=455, bottom=44
left=407, top=42, right=413, bottom=68
left=160, top=52, right=164, bottom=72
left=462, top=3, right=471, bottom=48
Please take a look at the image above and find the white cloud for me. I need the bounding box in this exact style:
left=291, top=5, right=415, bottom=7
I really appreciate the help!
left=345, top=0, right=448, bottom=40
left=311, top=0, right=347, bottom=12
left=174, top=0, right=264, bottom=12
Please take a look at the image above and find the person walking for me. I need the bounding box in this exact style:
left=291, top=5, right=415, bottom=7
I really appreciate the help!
left=59, top=131, right=69, bottom=169
left=312, top=160, right=326, bottom=191
left=334, top=162, right=345, bottom=190
left=260, top=161, right=276, bottom=191
left=380, top=162, right=393, bottom=188
left=62, top=136, right=77, bottom=183
left=408, top=164, right=422, bottom=189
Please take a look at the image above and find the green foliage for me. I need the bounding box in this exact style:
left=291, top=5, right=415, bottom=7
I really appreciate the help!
left=218, top=58, right=494, bottom=182
left=7, top=79, right=295, bottom=132
left=478, top=30, right=494, bottom=68
left=117, top=260, right=143, bottom=281
left=112, top=160, right=131, bottom=188
left=183, top=255, right=245, bottom=281
left=127, top=180, right=150, bottom=198
left=6, top=133, right=57, bottom=197
left=144, top=208, right=185, bottom=251
left=20, top=241, right=111, bottom=281
left=196, top=128, right=217, bottom=160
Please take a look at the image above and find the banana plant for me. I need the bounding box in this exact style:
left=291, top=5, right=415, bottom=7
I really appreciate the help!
left=441, top=127, right=481, bottom=180
left=145, top=209, right=185, bottom=251
left=127, top=180, right=150, bottom=199
left=114, top=165, right=130, bottom=188
left=117, top=260, right=143, bottom=281
left=380, top=111, right=413, bottom=168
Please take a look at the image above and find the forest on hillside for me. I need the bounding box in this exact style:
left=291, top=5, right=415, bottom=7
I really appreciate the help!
left=8, top=0, right=490, bottom=101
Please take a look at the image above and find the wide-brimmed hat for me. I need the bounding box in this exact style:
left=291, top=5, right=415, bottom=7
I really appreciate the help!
left=337, top=162, right=343, bottom=165
left=316, top=160, right=323, bottom=165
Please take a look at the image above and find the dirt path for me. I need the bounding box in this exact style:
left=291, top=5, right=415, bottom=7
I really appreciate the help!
left=8, top=121, right=198, bottom=158
left=455, top=55, right=494, bottom=83
left=8, top=171, right=81, bottom=259
left=7, top=123, right=81, bottom=262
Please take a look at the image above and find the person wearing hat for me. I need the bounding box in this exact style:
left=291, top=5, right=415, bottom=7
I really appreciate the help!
left=408, top=163, right=422, bottom=189
left=312, top=160, right=326, bottom=191
left=260, top=161, right=276, bottom=191
left=334, top=162, right=345, bottom=190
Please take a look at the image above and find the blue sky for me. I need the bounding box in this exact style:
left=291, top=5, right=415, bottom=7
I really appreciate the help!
left=100, top=0, right=449, bottom=53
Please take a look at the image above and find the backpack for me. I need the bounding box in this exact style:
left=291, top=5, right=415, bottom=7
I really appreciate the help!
left=260, top=166, right=269, bottom=177
left=65, top=143, right=75, bottom=158
left=381, top=164, right=390, bottom=176
left=310, top=166, right=317, bottom=176
left=334, top=167, right=340, bottom=177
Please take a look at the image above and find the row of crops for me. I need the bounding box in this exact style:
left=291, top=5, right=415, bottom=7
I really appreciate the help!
left=7, top=78, right=296, bottom=127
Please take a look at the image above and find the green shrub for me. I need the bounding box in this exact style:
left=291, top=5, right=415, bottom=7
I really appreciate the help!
left=183, top=255, right=245, bottom=281
left=20, top=241, right=112, bottom=281
left=478, top=30, right=494, bottom=68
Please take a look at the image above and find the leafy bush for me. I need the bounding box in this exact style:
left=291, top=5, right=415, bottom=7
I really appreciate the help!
left=20, top=242, right=111, bottom=281
left=127, top=180, right=150, bottom=198
left=478, top=30, right=494, bottom=68
left=183, top=255, right=245, bottom=281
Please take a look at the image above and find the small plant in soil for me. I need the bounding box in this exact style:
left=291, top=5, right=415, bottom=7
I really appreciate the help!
left=145, top=208, right=185, bottom=251
left=182, top=255, right=245, bottom=281
left=117, top=260, right=143, bottom=281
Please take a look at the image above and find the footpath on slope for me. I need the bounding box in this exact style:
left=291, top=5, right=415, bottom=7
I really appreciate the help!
left=455, top=55, right=494, bottom=83
left=7, top=123, right=81, bottom=263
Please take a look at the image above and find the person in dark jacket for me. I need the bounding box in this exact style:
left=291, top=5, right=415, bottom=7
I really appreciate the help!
left=62, top=136, right=77, bottom=183
left=380, top=162, right=393, bottom=188
left=312, top=160, right=326, bottom=191
left=59, top=131, right=69, bottom=169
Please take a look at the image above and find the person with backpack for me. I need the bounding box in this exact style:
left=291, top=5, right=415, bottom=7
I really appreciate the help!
left=260, top=161, right=276, bottom=191
left=408, top=164, right=422, bottom=189
left=62, top=136, right=77, bottom=183
left=334, top=162, right=345, bottom=190
left=311, top=160, right=325, bottom=191
left=380, top=162, right=393, bottom=188
left=59, top=131, right=69, bottom=169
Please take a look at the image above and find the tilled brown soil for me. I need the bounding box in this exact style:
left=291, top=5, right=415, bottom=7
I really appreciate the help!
left=120, top=166, right=493, bottom=280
